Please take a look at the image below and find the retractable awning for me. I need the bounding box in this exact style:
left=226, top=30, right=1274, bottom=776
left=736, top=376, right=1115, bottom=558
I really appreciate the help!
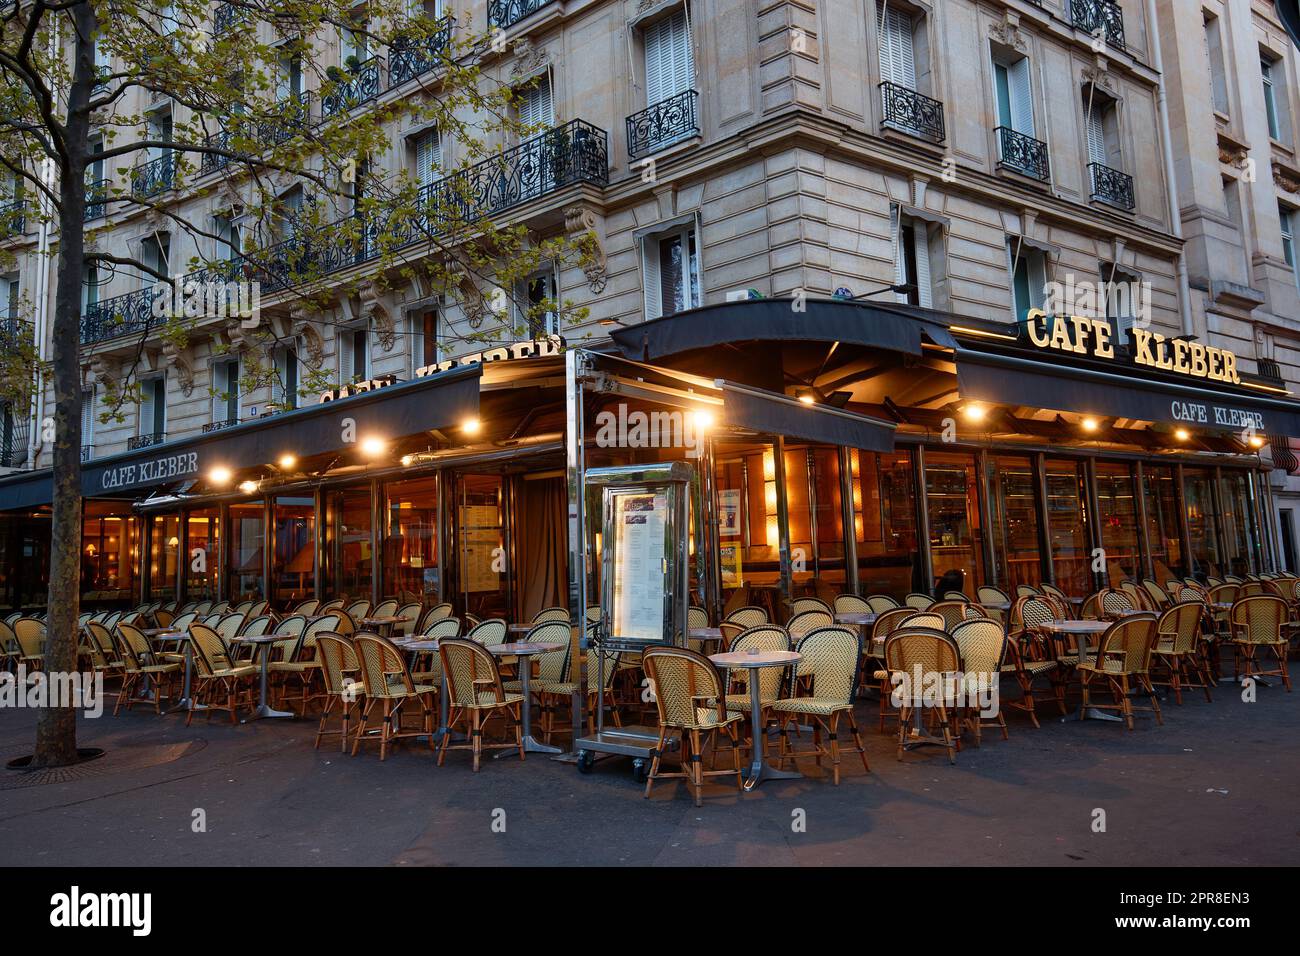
left=956, top=348, right=1300, bottom=437
left=718, top=381, right=897, bottom=452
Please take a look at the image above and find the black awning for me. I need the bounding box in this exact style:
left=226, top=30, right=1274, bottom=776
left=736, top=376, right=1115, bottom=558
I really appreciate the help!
left=609, top=298, right=955, bottom=363
left=956, top=349, right=1300, bottom=437
left=1278, top=0, right=1300, bottom=48
left=0, top=364, right=483, bottom=507
left=720, top=382, right=897, bottom=452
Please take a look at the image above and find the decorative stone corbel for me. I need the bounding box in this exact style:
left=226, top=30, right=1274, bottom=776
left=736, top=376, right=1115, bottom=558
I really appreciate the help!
left=564, top=205, right=608, bottom=294
left=360, top=279, right=396, bottom=352
left=160, top=340, right=196, bottom=397
left=88, top=354, right=117, bottom=390
left=990, top=13, right=1028, bottom=54
left=1082, top=65, right=1118, bottom=98
left=510, top=38, right=550, bottom=81
left=1274, top=160, right=1300, bottom=195
left=458, top=274, right=490, bottom=330
left=290, top=310, right=326, bottom=369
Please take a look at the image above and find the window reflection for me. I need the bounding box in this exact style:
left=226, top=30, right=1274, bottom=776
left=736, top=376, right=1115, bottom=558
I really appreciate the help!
left=1044, top=459, right=1091, bottom=596
left=1096, top=462, right=1139, bottom=585
left=1143, top=465, right=1185, bottom=582
left=273, top=496, right=315, bottom=605
left=185, top=508, right=220, bottom=600
left=83, top=502, right=138, bottom=604
left=227, top=501, right=265, bottom=601
left=925, top=452, right=984, bottom=596
left=384, top=475, right=439, bottom=603
left=987, top=455, right=1041, bottom=591
left=852, top=450, right=920, bottom=599
left=149, top=513, right=179, bottom=600
left=1184, top=468, right=1222, bottom=580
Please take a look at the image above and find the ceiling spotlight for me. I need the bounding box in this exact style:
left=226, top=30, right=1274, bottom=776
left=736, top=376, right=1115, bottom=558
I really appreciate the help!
left=360, top=436, right=387, bottom=458
left=1081, top=417, right=1099, bottom=433
left=462, top=418, right=481, bottom=435
left=797, top=392, right=816, bottom=405
left=277, top=454, right=297, bottom=470
left=400, top=454, right=414, bottom=467
left=963, top=404, right=987, bottom=422
left=693, top=409, right=714, bottom=431
left=1249, top=435, right=1265, bottom=449
left=238, top=480, right=259, bottom=495
left=209, top=466, right=232, bottom=486
left=1174, top=428, right=1190, bottom=441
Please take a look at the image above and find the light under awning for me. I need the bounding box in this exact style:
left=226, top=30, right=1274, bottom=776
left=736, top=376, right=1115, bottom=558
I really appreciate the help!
left=719, top=381, right=897, bottom=452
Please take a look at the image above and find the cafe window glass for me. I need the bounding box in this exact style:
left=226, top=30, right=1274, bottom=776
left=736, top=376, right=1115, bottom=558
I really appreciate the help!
left=987, top=454, right=1041, bottom=591
left=1183, top=467, right=1222, bottom=580
left=1095, top=462, right=1140, bottom=586
left=1219, top=470, right=1256, bottom=576
left=326, top=486, right=372, bottom=601
left=925, top=451, right=985, bottom=596
left=227, top=501, right=266, bottom=601
left=0, top=508, right=52, bottom=613
left=83, top=502, right=138, bottom=603
left=852, top=449, right=921, bottom=599
left=713, top=440, right=783, bottom=621
left=785, top=444, right=847, bottom=599
left=148, top=513, right=180, bottom=600
left=1044, top=458, right=1091, bottom=596
left=1142, top=465, right=1185, bottom=581
left=185, top=508, right=220, bottom=600
left=273, top=496, right=315, bottom=605
left=384, top=475, right=439, bottom=603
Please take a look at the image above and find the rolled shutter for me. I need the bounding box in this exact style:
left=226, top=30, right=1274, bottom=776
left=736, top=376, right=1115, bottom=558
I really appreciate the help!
left=1009, top=58, right=1034, bottom=136
left=642, top=235, right=663, bottom=321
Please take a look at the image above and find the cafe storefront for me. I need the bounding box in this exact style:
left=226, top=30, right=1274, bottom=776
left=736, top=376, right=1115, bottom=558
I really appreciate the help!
left=0, top=299, right=1294, bottom=622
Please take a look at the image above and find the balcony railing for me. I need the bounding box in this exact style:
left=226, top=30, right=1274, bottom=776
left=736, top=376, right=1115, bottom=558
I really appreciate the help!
left=131, top=152, right=175, bottom=198
left=995, top=126, right=1050, bottom=181
left=203, top=418, right=239, bottom=433
left=201, top=130, right=234, bottom=175
left=322, top=57, right=384, bottom=117
left=1088, top=161, right=1135, bottom=211
left=488, top=0, right=557, bottom=30
left=626, top=90, right=700, bottom=159
left=0, top=198, right=23, bottom=237
left=1071, top=0, right=1124, bottom=50
left=259, top=92, right=313, bottom=146
left=0, top=403, right=29, bottom=469
left=389, top=15, right=453, bottom=88
left=80, top=444, right=93, bottom=462
left=81, top=287, right=155, bottom=345
left=212, top=2, right=248, bottom=36
left=128, top=432, right=166, bottom=450
left=84, top=179, right=109, bottom=220
left=879, top=81, right=946, bottom=144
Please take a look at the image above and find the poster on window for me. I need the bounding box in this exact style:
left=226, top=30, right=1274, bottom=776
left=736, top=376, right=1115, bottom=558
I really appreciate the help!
left=611, top=492, right=667, bottom=643
left=719, top=542, right=743, bottom=588
left=460, top=505, right=501, bottom=592
left=718, top=488, right=741, bottom=537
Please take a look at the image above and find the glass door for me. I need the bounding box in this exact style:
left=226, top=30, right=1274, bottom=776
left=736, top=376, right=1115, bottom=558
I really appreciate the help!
left=185, top=507, right=221, bottom=601
left=1219, top=470, right=1256, bottom=577
left=325, top=486, right=373, bottom=602
left=1142, top=465, right=1185, bottom=582
left=454, top=472, right=509, bottom=620
left=272, top=496, right=316, bottom=607
left=1044, top=458, right=1092, bottom=597
left=851, top=449, right=921, bottom=600
left=784, top=444, right=847, bottom=600
left=226, top=501, right=266, bottom=602
left=924, top=451, right=985, bottom=596
left=1183, top=468, right=1222, bottom=581
left=713, top=439, right=783, bottom=620
left=1095, top=462, right=1140, bottom=586
left=148, top=513, right=180, bottom=602
left=987, top=454, right=1042, bottom=592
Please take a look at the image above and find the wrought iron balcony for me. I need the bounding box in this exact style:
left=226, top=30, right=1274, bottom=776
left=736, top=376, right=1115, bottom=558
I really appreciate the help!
left=626, top=90, right=700, bottom=159
left=1088, top=162, right=1134, bottom=211
left=128, top=432, right=166, bottom=450
left=212, top=2, right=248, bottom=36
left=80, top=444, right=94, bottom=462
left=0, top=198, right=23, bottom=237
left=84, top=179, right=109, bottom=220
left=0, top=402, right=29, bottom=469
left=0, top=316, right=30, bottom=351
left=389, top=15, right=453, bottom=88
left=995, top=126, right=1050, bottom=181
left=130, top=152, right=175, bottom=198
left=259, top=92, right=312, bottom=146
left=879, top=81, right=945, bottom=144
left=80, top=287, right=155, bottom=344
left=1071, top=0, right=1124, bottom=50
left=203, top=418, right=239, bottom=433
left=488, top=0, right=557, bottom=30
left=322, top=56, right=383, bottom=117
left=200, top=130, right=235, bottom=175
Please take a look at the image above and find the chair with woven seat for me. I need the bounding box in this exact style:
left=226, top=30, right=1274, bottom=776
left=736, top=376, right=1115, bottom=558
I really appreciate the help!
left=772, top=626, right=869, bottom=784
left=641, top=645, right=743, bottom=806
left=1120, top=581, right=1151, bottom=611
left=411, top=617, right=462, bottom=687
left=393, top=602, right=423, bottom=638
left=437, top=637, right=524, bottom=770
left=1079, top=592, right=1102, bottom=620
left=373, top=599, right=399, bottom=620
left=346, top=600, right=373, bottom=621
left=790, top=596, right=833, bottom=617
left=12, top=618, right=46, bottom=671
left=687, top=605, right=710, bottom=653
left=418, top=603, right=453, bottom=632
left=319, top=598, right=346, bottom=613
left=884, top=627, right=961, bottom=763
left=866, top=594, right=901, bottom=613
left=929, top=600, right=970, bottom=632
left=352, top=632, right=437, bottom=760
left=293, top=599, right=320, bottom=616
left=1152, top=601, right=1213, bottom=704
left=718, top=621, right=744, bottom=652
left=1077, top=614, right=1163, bottom=730
left=271, top=614, right=339, bottom=714
left=314, top=632, right=364, bottom=752
left=532, top=647, right=625, bottom=744
left=787, top=608, right=833, bottom=637
left=1141, top=579, right=1171, bottom=610
left=724, top=605, right=768, bottom=629
left=83, top=620, right=123, bottom=681
left=1228, top=595, right=1291, bottom=691
left=1042, top=583, right=1072, bottom=607
left=112, top=622, right=180, bottom=715
left=1015, top=585, right=1041, bottom=598
left=504, top=620, right=572, bottom=722
left=723, top=625, right=791, bottom=744
left=1004, top=597, right=1065, bottom=726
left=834, top=594, right=871, bottom=615
left=187, top=622, right=258, bottom=724
left=531, top=606, right=570, bottom=624
left=950, top=617, right=1009, bottom=745
left=465, top=618, right=506, bottom=645
left=904, top=592, right=933, bottom=609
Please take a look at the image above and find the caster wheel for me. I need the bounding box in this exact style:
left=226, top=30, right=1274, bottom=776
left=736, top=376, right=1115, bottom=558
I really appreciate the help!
left=631, top=758, right=649, bottom=783
left=576, top=750, right=595, bottom=774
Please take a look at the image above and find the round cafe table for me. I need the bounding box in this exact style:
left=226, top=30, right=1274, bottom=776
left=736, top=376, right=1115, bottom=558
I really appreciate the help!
left=487, top=642, right=564, bottom=756
left=709, top=649, right=802, bottom=790
left=360, top=615, right=413, bottom=639
left=393, top=638, right=454, bottom=742
left=688, top=626, right=724, bottom=649
left=228, top=634, right=298, bottom=719
left=834, top=611, right=878, bottom=627
left=1039, top=619, right=1120, bottom=723
left=150, top=630, right=205, bottom=714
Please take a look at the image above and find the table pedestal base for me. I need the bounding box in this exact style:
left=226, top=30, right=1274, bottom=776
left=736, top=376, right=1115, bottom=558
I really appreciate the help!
left=496, top=734, right=562, bottom=758
left=742, top=759, right=802, bottom=791
left=1067, top=706, right=1123, bottom=723
left=252, top=703, right=295, bottom=720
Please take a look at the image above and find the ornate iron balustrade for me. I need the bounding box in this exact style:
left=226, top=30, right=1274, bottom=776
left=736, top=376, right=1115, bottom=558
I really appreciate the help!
left=259, top=92, right=312, bottom=146
left=0, top=198, right=23, bottom=237
left=488, top=0, right=557, bottom=29
left=1088, top=161, right=1134, bottom=211
left=131, top=152, right=175, bottom=198
left=212, top=2, right=247, bottom=36
left=84, top=179, right=109, bottom=220
left=80, top=445, right=94, bottom=462
left=0, top=317, right=30, bottom=351
left=128, top=432, right=166, bottom=450
left=1071, top=0, right=1124, bottom=49
left=626, top=89, right=699, bottom=159
left=322, top=57, right=383, bottom=117
left=879, top=81, right=945, bottom=144
left=200, top=130, right=234, bottom=174
left=388, top=15, right=453, bottom=88
left=0, top=401, right=29, bottom=469
left=80, top=287, right=155, bottom=344
left=203, top=419, right=239, bottom=433
left=996, top=126, right=1050, bottom=181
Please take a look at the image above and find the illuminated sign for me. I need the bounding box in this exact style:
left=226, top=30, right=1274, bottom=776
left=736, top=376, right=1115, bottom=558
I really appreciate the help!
left=98, top=451, right=200, bottom=491
left=1025, top=310, right=1240, bottom=384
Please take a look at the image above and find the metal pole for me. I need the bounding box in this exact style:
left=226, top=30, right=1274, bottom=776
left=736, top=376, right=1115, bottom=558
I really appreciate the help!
left=913, top=445, right=933, bottom=594
left=1033, top=452, right=1054, bottom=586
left=698, top=434, right=720, bottom=621
left=313, top=486, right=325, bottom=601
left=1133, top=461, right=1154, bottom=581
left=370, top=478, right=382, bottom=606
left=1174, top=463, right=1193, bottom=580
left=838, top=446, right=859, bottom=595
left=261, top=494, right=272, bottom=608
left=975, top=448, right=995, bottom=592
left=218, top=500, right=230, bottom=602
left=1209, top=466, right=1229, bottom=578
left=1085, top=457, right=1104, bottom=590
left=773, top=436, right=793, bottom=617
left=564, top=349, right=587, bottom=636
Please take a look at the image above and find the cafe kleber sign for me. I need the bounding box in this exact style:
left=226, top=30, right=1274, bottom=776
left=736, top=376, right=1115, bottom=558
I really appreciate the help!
left=95, top=451, right=200, bottom=492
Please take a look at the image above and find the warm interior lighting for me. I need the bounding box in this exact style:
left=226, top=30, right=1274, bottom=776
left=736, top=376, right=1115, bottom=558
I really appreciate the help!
left=798, top=393, right=815, bottom=405
left=1174, top=428, right=1190, bottom=441
left=462, top=418, right=482, bottom=435
left=209, top=466, right=232, bottom=486
left=1081, top=417, right=1099, bottom=433
left=400, top=454, right=414, bottom=467
left=277, top=454, right=297, bottom=470
left=1249, top=435, right=1265, bottom=449
left=360, top=436, right=387, bottom=457
left=762, top=449, right=776, bottom=482
left=693, top=409, right=714, bottom=431
left=963, top=404, right=987, bottom=422
left=238, top=480, right=258, bottom=495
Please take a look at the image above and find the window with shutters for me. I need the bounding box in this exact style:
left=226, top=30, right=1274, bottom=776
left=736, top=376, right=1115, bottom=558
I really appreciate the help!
left=276, top=48, right=303, bottom=100
left=890, top=206, right=934, bottom=310
left=1007, top=240, right=1048, bottom=325
left=993, top=54, right=1034, bottom=137
left=212, top=359, right=240, bottom=426
left=641, top=224, right=701, bottom=320
left=1083, top=92, right=1119, bottom=169
left=413, top=128, right=441, bottom=189
left=81, top=389, right=95, bottom=459
left=644, top=9, right=694, bottom=106
left=1282, top=203, right=1299, bottom=293
left=1204, top=13, right=1229, bottom=117
left=338, top=327, right=369, bottom=383
left=516, top=268, right=559, bottom=337
left=274, top=346, right=299, bottom=409
left=410, top=309, right=440, bottom=372
left=0, top=276, right=17, bottom=320
left=877, top=5, right=917, bottom=90
left=1100, top=263, right=1141, bottom=345
left=1261, top=53, right=1290, bottom=144
left=140, top=232, right=171, bottom=286
left=214, top=213, right=241, bottom=261
left=518, top=74, right=554, bottom=134
left=82, top=263, right=100, bottom=313
left=139, top=376, right=167, bottom=440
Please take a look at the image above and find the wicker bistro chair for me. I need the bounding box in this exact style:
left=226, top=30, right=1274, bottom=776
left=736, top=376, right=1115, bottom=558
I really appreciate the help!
left=640, top=646, right=744, bottom=806
left=787, top=608, right=834, bottom=637
left=950, top=618, right=1010, bottom=745
left=293, top=599, right=321, bottom=616
left=187, top=622, right=258, bottom=724
left=314, top=633, right=364, bottom=752
left=373, top=599, right=399, bottom=620
left=503, top=620, right=573, bottom=718
left=866, top=594, right=901, bottom=613
left=1079, top=592, right=1102, bottom=621
left=393, top=602, right=423, bottom=638
left=1077, top=614, right=1163, bottom=730
left=346, top=600, right=373, bottom=621
left=319, top=598, right=346, bottom=613
left=112, top=623, right=181, bottom=715
left=531, top=647, right=626, bottom=744
left=834, top=594, right=871, bottom=615
left=270, top=614, right=340, bottom=714
left=1002, top=598, right=1066, bottom=727
left=883, top=627, right=962, bottom=764
left=790, top=596, right=833, bottom=617
left=930, top=600, right=971, bottom=632
left=687, top=605, right=710, bottom=653
left=411, top=617, right=463, bottom=686
left=1228, top=595, right=1292, bottom=691
left=717, top=621, right=745, bottom=652
left=351, top=633, right=437, bottom=760
left=724, top=605, right=769, bottom=629
left=771, top=626, right=870, bottom=784
left=722, top=626, right=791, bottom=735
left=1016, top=585, right=1041, bottom=598
left=437, top=637, right=525, bottom=770
left=83, top=620, right=123, bottom=680
left=12, top=617, right=46, bottom=671
left=1152, top=601, right=1214, bottom=704
left=1141, top=579, right=1171, bottom=610
left=531, top=606, right=570, bottom=625
left=418, top=603, right=454, bottom=632
left=904, top=592, right=934, bottom=609
left=465, top=618, right=506, bottom=645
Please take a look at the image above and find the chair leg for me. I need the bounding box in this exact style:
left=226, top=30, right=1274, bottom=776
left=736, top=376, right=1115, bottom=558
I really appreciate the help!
left=645, top=727, right=667, bottom=799
left=352, top=698, right=378, bottom=756
left=689, top=729, right=703, bottom=807
left=828, top=713, right=841, bottom=785
left=471, top=707, right=482, bottom=772
left=1140, top=674, right=1163, bottom=725
left=846, top=710, right=870, bottom=774
left=315, top=696, right=336, bottom=749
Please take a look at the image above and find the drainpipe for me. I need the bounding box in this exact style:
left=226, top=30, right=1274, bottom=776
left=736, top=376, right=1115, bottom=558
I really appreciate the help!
left=1148, top=0, right=1195, bottom=337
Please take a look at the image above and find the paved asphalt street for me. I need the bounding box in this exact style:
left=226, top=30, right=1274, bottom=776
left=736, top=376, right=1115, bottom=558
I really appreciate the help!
left=1, top=684, right=1297, bottom=867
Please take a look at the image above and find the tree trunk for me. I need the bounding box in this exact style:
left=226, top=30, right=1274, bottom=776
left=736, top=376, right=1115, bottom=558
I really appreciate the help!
left=32, top=2, right=96, bottom=768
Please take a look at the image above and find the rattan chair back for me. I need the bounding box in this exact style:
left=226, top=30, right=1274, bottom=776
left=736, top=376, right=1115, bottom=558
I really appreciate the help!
left=642, top=645, right=728, bottom=729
